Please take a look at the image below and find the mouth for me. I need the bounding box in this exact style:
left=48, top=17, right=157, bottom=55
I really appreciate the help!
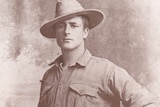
left=63, top=38, right=73, bottom=41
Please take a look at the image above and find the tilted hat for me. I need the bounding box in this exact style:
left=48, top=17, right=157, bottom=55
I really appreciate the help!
left=40, top=0, right=105, bottom=38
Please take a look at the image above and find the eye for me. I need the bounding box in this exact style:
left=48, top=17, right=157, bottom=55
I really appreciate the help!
left=55, top=23, right=65, bottom=29
left=70, top=24, right=79, bottom=28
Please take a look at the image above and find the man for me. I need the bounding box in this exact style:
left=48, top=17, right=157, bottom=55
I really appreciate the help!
left=38, top=0, right=157, bottom=107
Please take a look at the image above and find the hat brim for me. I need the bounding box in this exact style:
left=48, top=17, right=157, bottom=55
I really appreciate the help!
left=40, top=9, right=105, bottom=38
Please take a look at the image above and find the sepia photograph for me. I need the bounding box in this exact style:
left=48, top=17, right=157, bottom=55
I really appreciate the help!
left=0, top=0, right=160, bottom=107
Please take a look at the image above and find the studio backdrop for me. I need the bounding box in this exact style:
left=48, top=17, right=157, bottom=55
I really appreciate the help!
left=0, top=0, right=160, bottom=107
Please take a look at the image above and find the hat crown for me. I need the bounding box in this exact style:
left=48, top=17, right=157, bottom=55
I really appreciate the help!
left=55, top=0, right=84, bottom=17
left=40, top=0, right=105, bottom=38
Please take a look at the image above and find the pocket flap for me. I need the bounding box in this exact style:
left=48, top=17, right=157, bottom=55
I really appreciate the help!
left=69, top=83, right=97, bottom=97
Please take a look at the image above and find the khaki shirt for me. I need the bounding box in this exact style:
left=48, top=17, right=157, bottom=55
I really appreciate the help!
left=38, top=50, right=156, bottom=107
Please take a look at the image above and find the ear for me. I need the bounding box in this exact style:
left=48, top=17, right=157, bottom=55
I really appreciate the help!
left=83, top=28, right=89, bottom=39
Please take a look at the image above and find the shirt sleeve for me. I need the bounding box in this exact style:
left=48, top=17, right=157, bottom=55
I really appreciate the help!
left=38, top=70, right=49, bottom=107
left=38, top=66, right=56, bottom=107
left=103, top=65, right=157, bottom=107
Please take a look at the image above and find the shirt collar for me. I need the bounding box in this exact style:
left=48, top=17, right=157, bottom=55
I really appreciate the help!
left=76, top=49, right=92, bottom=67
left=48, top=55, right=63, bottom=66
left=49, top=49, right=92, bottom=67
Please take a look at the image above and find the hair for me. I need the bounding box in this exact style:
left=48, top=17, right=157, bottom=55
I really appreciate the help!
left=54, top=15, right=90, bottom=30
left=80, top=15, right=90, bottom=29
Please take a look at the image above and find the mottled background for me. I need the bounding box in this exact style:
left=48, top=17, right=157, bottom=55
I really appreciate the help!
left=0, top=0, right=160, bottom=107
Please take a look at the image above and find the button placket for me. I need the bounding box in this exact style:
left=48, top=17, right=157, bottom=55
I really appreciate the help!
left=55, top=66, right=75, bottom=107
left=55, top=67, right=67, bottom=107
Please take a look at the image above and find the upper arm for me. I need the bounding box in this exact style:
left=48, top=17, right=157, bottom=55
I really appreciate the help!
left=103, top=65, right=157, bottom=107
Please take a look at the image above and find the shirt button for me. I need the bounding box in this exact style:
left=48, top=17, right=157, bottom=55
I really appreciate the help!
left=80, top=89, right=84, bottom=94
left=55, top=104, right=59, bottom=107
left=59, top=82, right=62, bottom=86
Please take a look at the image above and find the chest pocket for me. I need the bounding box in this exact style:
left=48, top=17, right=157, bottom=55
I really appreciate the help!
left=69, top=83, right=98, bottom=97
left=69, top=83, right=102, bottom=107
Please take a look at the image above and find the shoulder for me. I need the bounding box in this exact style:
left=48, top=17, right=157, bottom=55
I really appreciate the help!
left=90, top=55, right=128, bottom=76
left=89, top=55, right=120, bottom=69
left=43, top=55, right=62, bottom=78
left=41, top=64, right=58, bottom=83
left=89, top=55, right=110, bottom=65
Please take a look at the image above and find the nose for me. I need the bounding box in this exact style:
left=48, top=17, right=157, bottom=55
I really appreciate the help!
left=64, top=24, right=71, bottom=35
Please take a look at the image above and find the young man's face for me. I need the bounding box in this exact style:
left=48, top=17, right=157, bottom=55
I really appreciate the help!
left=55, top=16, right=89, bottom=51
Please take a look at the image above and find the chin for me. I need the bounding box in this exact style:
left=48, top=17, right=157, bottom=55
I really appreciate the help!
left=61, top=46, right=75, bottom=51
left=60, top=43, right=81, bottom=51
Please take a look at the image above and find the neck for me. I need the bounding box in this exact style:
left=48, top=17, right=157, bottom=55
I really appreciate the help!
left=61, top=45, right=86, bottom=67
